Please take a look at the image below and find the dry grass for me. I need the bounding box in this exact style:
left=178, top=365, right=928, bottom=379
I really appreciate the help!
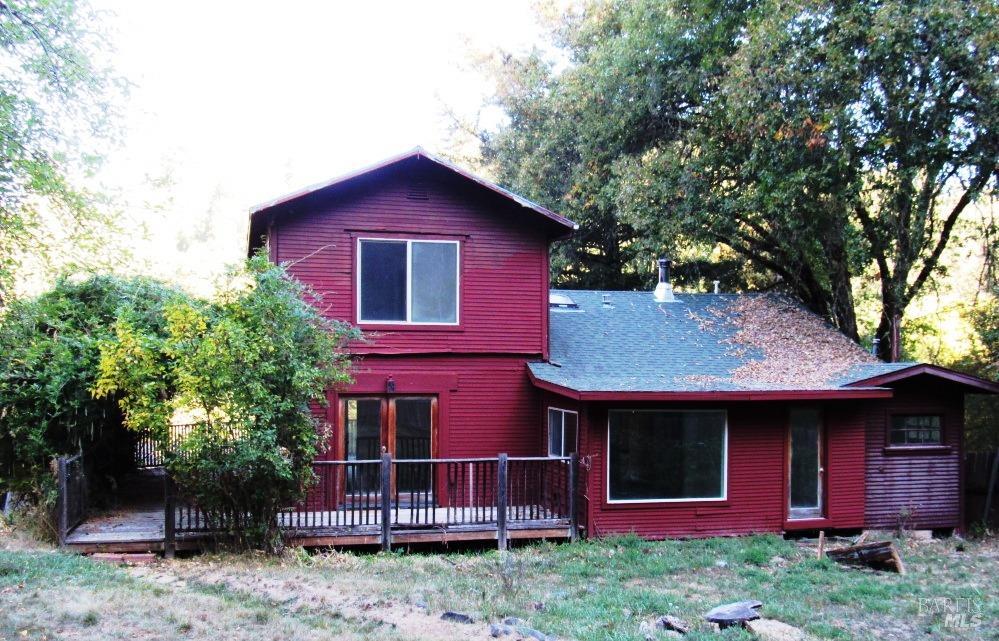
left=1, top=533, right=996, bottom=641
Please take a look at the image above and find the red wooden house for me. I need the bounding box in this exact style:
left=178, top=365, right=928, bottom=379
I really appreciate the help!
left=247, top=148, right=998, bottom=543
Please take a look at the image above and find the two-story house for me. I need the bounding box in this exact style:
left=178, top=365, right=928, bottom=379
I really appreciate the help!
left=247, top=148, right=998, bottom=542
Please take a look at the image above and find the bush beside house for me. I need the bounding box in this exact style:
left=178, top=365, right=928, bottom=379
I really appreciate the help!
left=0, top=275, right=184, bottom=534
left=0, top=256, right=357, bottom=549
left=94, top=255, right=358, bottom=550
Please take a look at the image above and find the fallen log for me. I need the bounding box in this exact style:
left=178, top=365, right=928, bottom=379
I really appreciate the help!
left=825, top=540, right=906, bottom=574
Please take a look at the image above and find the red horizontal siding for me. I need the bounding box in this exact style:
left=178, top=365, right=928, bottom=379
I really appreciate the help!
left=325, top=356, right=543, bottom=460
left=272, top=164, right=548, bottom=356
left=864, top=381, right=964, bottom=530
left=821, top=405, right=866, bottom=529
left=582, top=403, right=785, bottom=538
left=574, top=401, right=869, bottom=538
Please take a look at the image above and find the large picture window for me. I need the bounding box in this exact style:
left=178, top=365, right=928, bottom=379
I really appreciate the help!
left=548, top=408, right=578, bottom=457
left=358, top=238, right=459, bottom=324
left=608, top=410, right=727, bottom=502
left=889, top=415, right=942, bottom=446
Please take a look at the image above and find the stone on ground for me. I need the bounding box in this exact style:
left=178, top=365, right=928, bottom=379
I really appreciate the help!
left=704, top=599, right=763, bottom=627
left=746, top=618, right=813, bottom=641
left=440, top=611, right=474, bottom=624
left=657, top=614, right=690, bottom=633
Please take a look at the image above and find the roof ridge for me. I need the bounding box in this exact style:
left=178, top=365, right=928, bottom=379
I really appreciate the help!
left=248, top=147, right=578, bottom=230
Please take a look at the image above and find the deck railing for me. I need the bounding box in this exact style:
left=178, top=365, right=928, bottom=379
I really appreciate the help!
left=166, top=453, right=578, bottom=553
left=134, top=424, right=202, bottom=468
left=134, top=423, right=240, bottom=469
left=56, top=453, right=87, bottom=546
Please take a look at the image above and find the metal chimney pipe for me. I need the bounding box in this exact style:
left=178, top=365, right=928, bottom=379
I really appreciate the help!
left=653, top=257, right=676, bottom=303
left=658, top=258, right=672, bottom=286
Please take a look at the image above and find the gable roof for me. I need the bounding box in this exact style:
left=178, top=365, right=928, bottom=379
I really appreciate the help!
left=247, top=147, right=577, bottom=254
left=844, top=362, right=999, bottom=393
left=529, top=290, right=998, bottom=399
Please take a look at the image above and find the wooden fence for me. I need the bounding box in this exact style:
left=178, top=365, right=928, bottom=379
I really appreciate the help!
left=56, top=453, right=87, bottom=546
left=164, top=453, right=578, bottom=555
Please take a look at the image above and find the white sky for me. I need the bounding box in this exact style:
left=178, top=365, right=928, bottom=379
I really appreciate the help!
left=85, top=0, right=552, bottom=294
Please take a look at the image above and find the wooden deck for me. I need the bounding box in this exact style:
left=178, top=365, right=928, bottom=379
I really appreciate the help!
left=58, top=454, right=580, bottom=554
left=63, top=505, right=572, bottom=553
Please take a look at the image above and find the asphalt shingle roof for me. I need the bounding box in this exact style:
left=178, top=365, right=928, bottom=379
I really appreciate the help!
left=530, top=290, right=917, bottom=393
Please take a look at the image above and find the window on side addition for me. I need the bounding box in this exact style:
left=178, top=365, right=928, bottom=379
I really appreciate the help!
left=889, top=415, right=942, bottom=446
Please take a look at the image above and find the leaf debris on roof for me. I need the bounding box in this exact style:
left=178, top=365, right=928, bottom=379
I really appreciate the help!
left=720, top=296, right=878, bottom=388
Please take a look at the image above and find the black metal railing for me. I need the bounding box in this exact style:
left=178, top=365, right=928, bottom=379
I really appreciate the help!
left=165, top=453, right=579, bottom=553
left=286, top=460, right=384, bottom=530
left=56, top=453, right=87, bottom=546
left=135, top=423, right=243, bottom=468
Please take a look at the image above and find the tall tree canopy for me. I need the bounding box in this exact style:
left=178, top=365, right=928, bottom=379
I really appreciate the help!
left=0, top=0, right=122, bottom=303
left=480, top=0, right=998, bottom=356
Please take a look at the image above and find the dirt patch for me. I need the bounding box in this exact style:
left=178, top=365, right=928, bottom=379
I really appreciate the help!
left=132, top=562, right=500, bottom=640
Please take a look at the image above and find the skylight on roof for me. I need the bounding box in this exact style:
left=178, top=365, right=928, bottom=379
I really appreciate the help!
left=549, top=293, right=579, bottom=309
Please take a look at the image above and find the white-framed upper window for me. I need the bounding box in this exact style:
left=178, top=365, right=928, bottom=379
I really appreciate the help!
left=548, top=407, right=578, bottom=457
left=607, top=409, right=727, bottom=503
left=357, top=238, right=460, bottom=324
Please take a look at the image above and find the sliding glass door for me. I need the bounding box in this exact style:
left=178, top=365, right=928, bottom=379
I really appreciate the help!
left=344, top=398, right=383, bottom=494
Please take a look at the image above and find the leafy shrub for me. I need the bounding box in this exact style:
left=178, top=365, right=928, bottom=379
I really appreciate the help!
left=0, top=275, right=185, bottom=516
left=95, top=254, right=358, bottom=550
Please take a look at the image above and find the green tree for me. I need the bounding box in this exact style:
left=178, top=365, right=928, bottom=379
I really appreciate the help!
left=482, top=0, right=759, bottom=289
left=0, top=275, right=183, bottom=514
left=94, top=255, right=358, bottom=550
left=0, top=0, right=123, bottom=302
left=480, top=0, right=998, bottom=352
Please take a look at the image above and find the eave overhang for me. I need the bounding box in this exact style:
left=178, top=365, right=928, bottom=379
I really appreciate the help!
left=845, top=363, right=999, bottom=394
left=527, top=368, right=894, bottom=402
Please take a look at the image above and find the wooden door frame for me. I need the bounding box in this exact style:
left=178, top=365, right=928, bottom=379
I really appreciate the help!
left=786, top=407, right=825, bottom=521
left=337, top=395, right=440, bottom=504
left=334, top=396, right=387, bottom=461
left=336, top=395, right=438, bottom=458
left=335, top=396, right=387, bottom=506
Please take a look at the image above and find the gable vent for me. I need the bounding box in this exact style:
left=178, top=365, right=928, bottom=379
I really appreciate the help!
left=406, top=180, right=430, bottom=201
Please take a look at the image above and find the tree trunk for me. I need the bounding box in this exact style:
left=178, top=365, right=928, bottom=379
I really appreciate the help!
left=830, top=287, right=859, bottom=343
left=791, top=253, right=859, bottom=342
left=826, top=225, right=860, bottom=341
left=875, top=306, right=903, bottom=362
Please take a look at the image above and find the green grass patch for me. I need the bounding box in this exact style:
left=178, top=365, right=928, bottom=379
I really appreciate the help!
left=1, top=534, right=995, bottom=641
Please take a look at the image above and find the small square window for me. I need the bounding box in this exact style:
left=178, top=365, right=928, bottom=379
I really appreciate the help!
left=889, top=415, right=942, bottom=446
